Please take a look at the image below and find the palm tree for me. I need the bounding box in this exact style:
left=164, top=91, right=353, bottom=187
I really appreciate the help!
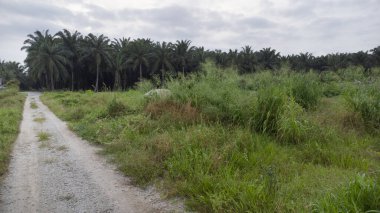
left=111, top=37, right=130, bottom=90
left=257, top=48, right=280, bottom=70
left=127, top=39, right=151, bottom=80
left=22, top=30, right=70, bottom=90
left=152, top=41, right=174, bottom=84
left=22, top=30, right=50, bottom=88
left=238, top=45, right=256, bottom=73
left=174, top=40, right=195, bottom=75
left=80, top=34, right=111, bottom=92
left=55, top=29, right=82, bottom=91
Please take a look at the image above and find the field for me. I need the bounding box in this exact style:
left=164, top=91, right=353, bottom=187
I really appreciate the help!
left=0, top=87, right=25, bottom=175
left=41, top=63, right=380, bottom=212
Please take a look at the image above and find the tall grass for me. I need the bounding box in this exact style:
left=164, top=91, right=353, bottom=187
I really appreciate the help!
left=0, top=87, right=25, bottom=175
left=41, top=63, right=380, bottom=212
left=345, top=81, right=380, bottom=132
left=313, top=174, right=380, bottom=212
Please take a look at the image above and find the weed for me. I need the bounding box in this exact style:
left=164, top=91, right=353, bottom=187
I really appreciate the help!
left=313, top=174, right=380, bottom=212
left=30, top=102, right=38, bottom=109
left=253, top=86, right=287, bottom=134
left=37, top=131, right=50, bottom=141
left=33, top=117, right=46, bottom=123
left=56, top=145, right=68, bottom=151
left=43, top=158, right=56, bottom=164
left=289, top=72, right=322, bottom=109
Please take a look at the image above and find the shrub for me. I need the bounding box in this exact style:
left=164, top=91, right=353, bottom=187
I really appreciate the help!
left=277, top=98, right=309, bottom=144
left=322, top=82, right=341, bottom=97
left=338, top=66, right=366, bottom=82
left=319, top=71, right=341, bottom=83
left=105, top=97, right=128, bottom=118
left=167, top=62, right=255, bottom=125
left=5, top=79, right=20, bottom=89
left=135, top=79, right=155, bottom=93
left=253, top=86, right=287, bottom=134
left=313, top=174, right=380, bottom=212
left=345, top=82, right=380, bottom=131
left=289, top=72, right=322, bottom=109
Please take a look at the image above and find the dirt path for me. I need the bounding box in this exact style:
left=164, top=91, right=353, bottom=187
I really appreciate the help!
left=0, top=92, right=182, bottom=213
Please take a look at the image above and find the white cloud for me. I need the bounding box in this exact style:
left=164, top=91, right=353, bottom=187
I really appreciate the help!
left=0, top=0, right=379, bottom=63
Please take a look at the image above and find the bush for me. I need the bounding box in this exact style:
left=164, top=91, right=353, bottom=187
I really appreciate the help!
left=313, top=174, right=380, bottom=212
left=167, top=62, right=255, bottom=124
left=277, top=98, right=309, bottom=144
left=5, top=79, right=20, bottom=89
left=105, top=97, right=128, bottom=118
left=322, top=82, right=341, bottom=97
left=338, top=66, right=366, bottom=82
left=345, top=82, right=380, bottom=131
left=289, top=72, right=322, bottom=109
left=253, top=86, right=287, bottom=134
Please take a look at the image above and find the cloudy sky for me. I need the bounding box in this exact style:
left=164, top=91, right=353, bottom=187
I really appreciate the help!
left=0, top=0, right=379, bottom=63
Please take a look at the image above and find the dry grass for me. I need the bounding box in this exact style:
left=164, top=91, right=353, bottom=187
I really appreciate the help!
left=33, top=117, right=46, bottom=123
left=145, top=100, right=199, bottom=124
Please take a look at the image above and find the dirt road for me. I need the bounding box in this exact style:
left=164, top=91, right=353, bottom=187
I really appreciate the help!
left=0, top=92, right=182, bottom=213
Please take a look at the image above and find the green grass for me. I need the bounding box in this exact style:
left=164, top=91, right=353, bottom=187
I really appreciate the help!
left=0, top=88, right=25, bottom=175
left=37, top=131, right=50, bottom=141
left=30, top=101, right=38, bottom=109
left=33, top=117, right=46, bottom=123
left=41, top=63, right=380, bottom=212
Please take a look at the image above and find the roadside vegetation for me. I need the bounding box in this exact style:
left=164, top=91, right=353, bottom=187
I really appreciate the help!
left=0, top=81, right=25, bottom=175
left=42, top=62, right=380, bottom=212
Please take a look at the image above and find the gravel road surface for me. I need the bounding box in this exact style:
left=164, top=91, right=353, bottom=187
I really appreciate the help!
left=0, top=92, right=182, bottom=213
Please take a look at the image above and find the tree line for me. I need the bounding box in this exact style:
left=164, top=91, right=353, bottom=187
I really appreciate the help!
left=1, top=29, right=379, bottom=91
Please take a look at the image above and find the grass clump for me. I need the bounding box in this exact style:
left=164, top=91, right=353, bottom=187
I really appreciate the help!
left=37, top=131, right=50, bottom=141
left=253, top=86, right=286, bottom=134
left=313, top=174, right=380, bottom=212
left=30, top=101, right=38, bottom=109
left=33, top=117, right=46, bottom=123
left=0, top=88, right=25, bottom=175
left=289, top=72, right=322, bottom=109
left=345, top=81, right=380, bottom=131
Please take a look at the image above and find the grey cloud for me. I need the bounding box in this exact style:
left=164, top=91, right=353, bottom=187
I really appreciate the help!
left=0, top=1, right=73, bottom=21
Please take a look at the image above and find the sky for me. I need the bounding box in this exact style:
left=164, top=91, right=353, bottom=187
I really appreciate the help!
left=0, top=0, right=379, bottom=63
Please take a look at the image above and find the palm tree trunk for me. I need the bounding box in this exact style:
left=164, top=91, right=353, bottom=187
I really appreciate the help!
left=161, top=64, right=165, bottom=86
left=139, top=63, right=142, bottom=80
left=114, top=69, right=121, bottom=91
left=71, top=70, right=74, bottom=91
left=182, top=66, right=185, bottom=76
left=50, top=73, right=54, bottom=90
left=44, top=74, right=48, bottom=90
left=95, top=61, right=99, bottom=92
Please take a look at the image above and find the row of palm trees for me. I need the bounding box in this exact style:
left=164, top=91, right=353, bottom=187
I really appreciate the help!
left=21, top=29, right=380, bottom=91
left=22, top=30, right=202, bottom=91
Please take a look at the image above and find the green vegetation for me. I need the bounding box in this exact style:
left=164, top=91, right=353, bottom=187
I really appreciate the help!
left=0, top=87, right=25, bottom=175
left=30, top=101, right=38, bottom=109
left=41, top=63, right=380, bottom=212
left=13, top=29, right=379, bottom=92
left=37, top=131, right=50, bottom=141
left=33, top=117, right=46, bottom=123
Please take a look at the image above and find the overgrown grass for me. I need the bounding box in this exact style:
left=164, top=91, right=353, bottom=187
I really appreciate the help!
left=313, top=174, right=380, bottom=212
left=37, top=131, right=50, bottom=141
left=41, top=63, right=380, bottom=212
left=0, top=87, right=25, bottom=175
left=30, top=101, right=38, bottom=109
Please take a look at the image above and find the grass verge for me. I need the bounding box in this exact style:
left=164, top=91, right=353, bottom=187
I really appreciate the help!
left=0, top=88, right=25, bottom=175
left=41, top=63, right=380, bottom=212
